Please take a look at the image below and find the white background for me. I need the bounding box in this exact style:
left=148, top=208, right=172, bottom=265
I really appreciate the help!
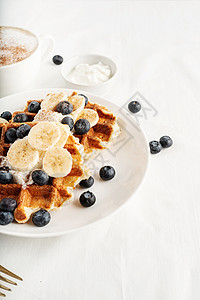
left=1, top=0, right=200, bottom=299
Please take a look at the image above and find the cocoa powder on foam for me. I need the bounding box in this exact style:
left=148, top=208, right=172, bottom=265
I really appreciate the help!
left=0, top=26, right=38, bottom=66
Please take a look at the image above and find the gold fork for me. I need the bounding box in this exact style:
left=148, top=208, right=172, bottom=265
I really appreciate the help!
left=0, top=265, right=23, bottom=297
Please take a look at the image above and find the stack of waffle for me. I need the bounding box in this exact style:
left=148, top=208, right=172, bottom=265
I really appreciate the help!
left=0, top=91, right=120, bottom=224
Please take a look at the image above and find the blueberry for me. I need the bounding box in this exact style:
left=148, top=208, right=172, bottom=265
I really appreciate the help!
left=78, top=94, right=88, bottom=106
left=16, top=124, right=31, bottom=139
left=99, top=166, right=116, bottom=181
left=0, top=166, right=10, bottom=171
left=0, top=111, right=12, bottom=121
left=32, top=170, right=49, bottom=186
left=0, top=211, right=14, bottom=225
left=128, top=101, right=141, bottom=113
left=74, top=119, right=90, bottom=135
left=32, top=209, right=51, bottom=227
left=0, top=198, right=17, bottom=212
left=159, top=136, right=173, bottom=148
left=57, top=101, right=73, bottom=115
left=79, top=176, right=94, bottom=188
left=13, top=113, right=28, bottom=123
left=79, top=191, right=96, bottom=207
left=28, top=101, right=41, bottom=113
left=0, top=170, right=13, bottom=184
left=52, top=55, right=63, bottom=65
left=61, top=116, right=74, bottom=130
left=48, top=177, right=54, bottom=185
left=5, top=128, right=17, bottom=143
left=149, top=141, right=162, bottom=154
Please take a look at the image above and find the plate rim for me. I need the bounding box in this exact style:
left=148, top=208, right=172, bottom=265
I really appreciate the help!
left=0, top=88, right=150, bottom=238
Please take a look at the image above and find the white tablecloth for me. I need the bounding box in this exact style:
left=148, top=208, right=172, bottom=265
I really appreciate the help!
left=1, top=1, right=200, bottom=299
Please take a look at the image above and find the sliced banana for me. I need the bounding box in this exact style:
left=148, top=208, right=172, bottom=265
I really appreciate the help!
left=76, top=109, right=99, bottom=127
left=7, top=137, right=39, bottom=172
left=43, top=147, right=72, bottom=178
left=68, top=95, right=85, bottom=119
left=41, top=92, right=67, bottom=111
left=28, top=121, right=60, bottom=151
left=0, top=117, right=9, bottom=124
left=54, top=122, right=70, bottom=148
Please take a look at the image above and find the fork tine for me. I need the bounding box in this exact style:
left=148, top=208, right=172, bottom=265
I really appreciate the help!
left=0, top=291, right=6, bottom=297
left=0, top=283, right=11, bottom=291
left=0, top=275, right=17, bottom=286
left=0, top=266, right=23, bottom=281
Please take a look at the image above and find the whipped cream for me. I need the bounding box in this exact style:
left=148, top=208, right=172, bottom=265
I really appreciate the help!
left=67, top=61, right=111, bottom=85
left=0, top=155, right=34, bottom=189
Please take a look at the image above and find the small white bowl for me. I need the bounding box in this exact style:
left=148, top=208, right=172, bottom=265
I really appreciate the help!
left=61, top=54, right=117, bottom=95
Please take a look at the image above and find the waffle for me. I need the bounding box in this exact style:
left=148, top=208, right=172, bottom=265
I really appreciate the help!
left=11, top=100, right=43, bottom=123
left=11, top=92, right=120, bottom=159
left=0, top=122, right=88, bottom=223
left=75, top=100, right=120, bottom=159
left=1, top=91, right=120, bottom=224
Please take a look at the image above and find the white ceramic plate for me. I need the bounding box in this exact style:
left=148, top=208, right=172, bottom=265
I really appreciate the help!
left=0, top=89, right=149, bottom=238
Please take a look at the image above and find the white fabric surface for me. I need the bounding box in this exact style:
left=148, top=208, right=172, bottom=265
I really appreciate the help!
left=0, top=0, right=200, bottom=299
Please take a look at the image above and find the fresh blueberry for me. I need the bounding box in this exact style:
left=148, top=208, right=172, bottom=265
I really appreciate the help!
left=78, top=94, right=88, bottom=106
left=79, top=191, right=96, bottom=207
left=79, top=176, right=94, bottom=188
left=149, top=141, right=162, bottom=154
left=32, top=170, right=49, bottom=186
left=13, top=113, right=28, bottom=123
left=61, top=116, right=74, bottom=130
left=28, top=101, right=41, bottom=113
left=159, top=136, right=173, bottom=148
left=128, top=101, right=141, bottom=113
left=48, top=177, right=54, bottom=185
left=57, top=101, right=73, bottom=115
left=0, top=166, right=10, bottom=171
left=52, top=55, right=63, bottom=65
left=0, top=211, right=14, bottom=225
left=32, top=209, right=51, bottom=227
left=74, top=119, right=90, bottom=135
left=0, top=198, right=17, bottom=212
left=5, top=128, right=17, bottom=143
left=0, top=111, right=12, bottom=121
left=16, top=124, right=31, bottom=139
left=99, top=166, right=116, bottom=181
left=0, top=170, right=13, bottom=184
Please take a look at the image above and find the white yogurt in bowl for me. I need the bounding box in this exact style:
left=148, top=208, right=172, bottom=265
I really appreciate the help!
left=67, top=61, right=111, bottom=85
left=61, top=54, right=117, bottom=95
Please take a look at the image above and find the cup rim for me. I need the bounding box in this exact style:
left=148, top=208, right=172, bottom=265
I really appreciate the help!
left=61, top=54, right=117, bottom=88
left=0, top=25, right=39, bottom=69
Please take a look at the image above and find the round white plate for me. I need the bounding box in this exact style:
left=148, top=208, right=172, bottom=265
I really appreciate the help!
left=0, top=89, right=149, bottom=238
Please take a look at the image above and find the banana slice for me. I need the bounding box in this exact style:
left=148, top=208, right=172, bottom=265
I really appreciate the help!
left=68, top=95, right=85, bottom=118
left=76, top=109, right=99, bottom=127
left=28, top=121, right=60, bottom=151
left=54, top=122, right=70, bottom=148
left=0, top=117, right=9, bottom=124
left=41, top=92, right=67, bottom=111
left=43, top=147, right=72, bottom=178
left=7, top=137, right=39, bottom=172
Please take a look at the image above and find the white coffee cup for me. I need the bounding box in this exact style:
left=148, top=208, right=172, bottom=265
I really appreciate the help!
left=0, top=26, right=55, bottom=98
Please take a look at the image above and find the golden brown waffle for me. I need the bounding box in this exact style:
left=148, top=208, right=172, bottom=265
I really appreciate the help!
left=11, top=100, right=42, bottom=123
left=0, top=123, right=88, bottom=223
left=74, top=101, right=119, bottom=158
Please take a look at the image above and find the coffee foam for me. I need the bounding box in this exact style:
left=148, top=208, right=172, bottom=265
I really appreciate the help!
left=0, top=26, right=38, bottom=66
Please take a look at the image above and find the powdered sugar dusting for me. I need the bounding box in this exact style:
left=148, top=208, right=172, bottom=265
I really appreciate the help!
left=0, top=26, right=38, bottom=66
left=34, top=109, right=63, bottom=122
